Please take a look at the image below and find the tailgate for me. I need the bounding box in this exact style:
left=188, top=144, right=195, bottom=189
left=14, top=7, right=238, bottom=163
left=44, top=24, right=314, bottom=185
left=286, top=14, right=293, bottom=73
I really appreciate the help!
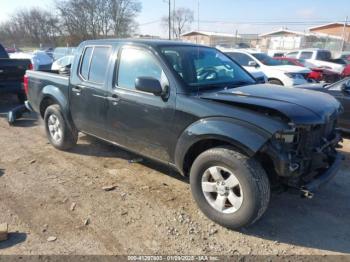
left=0, top=59, right=31, bottom=82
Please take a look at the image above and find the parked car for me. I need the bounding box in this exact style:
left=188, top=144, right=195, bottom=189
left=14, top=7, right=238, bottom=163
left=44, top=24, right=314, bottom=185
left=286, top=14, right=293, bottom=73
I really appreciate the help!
left=0, top=43, right=32, bottom=103
left=218, top=48, right=267, bottom=83
left=53, top=47, right=76, bottom=61
left=25, top=39, right=343, bottom=229
left=226, top=50, right=310, bottom=86
left=51, top=55, right=74, bottom=72
left=295, top=77, right=350, bottom=132
left=285, top=49, right=345, bottom=74
left=274, top=57, right=341, bottom=83
left=10, top=51, right=53, bottom=71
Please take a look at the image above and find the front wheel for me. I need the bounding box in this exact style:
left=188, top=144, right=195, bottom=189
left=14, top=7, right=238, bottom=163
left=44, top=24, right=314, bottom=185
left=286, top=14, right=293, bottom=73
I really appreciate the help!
left=190, top=147, right=270, bottom=229
left=44, top=105, right=78, bottom=150
left=268, top=79, right=283, bottom=86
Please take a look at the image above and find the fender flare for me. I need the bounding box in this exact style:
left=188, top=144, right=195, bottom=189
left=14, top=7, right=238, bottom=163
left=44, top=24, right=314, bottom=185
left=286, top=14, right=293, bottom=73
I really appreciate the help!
left=39, top=85, right=76, bottom=132
left=174, top=117, right=273, bottom=174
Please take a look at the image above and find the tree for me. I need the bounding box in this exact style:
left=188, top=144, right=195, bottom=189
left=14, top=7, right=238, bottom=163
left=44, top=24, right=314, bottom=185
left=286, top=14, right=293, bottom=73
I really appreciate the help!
left=56, top=0, right=142, bottom=44
left=162, top=7, right=194, bottom=39
left=0, top=8, right=60, bottom=47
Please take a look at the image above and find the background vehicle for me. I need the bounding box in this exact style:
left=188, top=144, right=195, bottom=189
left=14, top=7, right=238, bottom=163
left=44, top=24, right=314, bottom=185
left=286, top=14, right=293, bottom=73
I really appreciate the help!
left=226, top=50, right=310, bottom=86
left=218, top=48, right=267, bottom=83
left=51, top=55, right=74, bottom=72
left=25, top=40, right=342, bottom=229
left=274, top=57, right=341, bottom=83
left=10, top=50, right=53, bottom=71
left=0, top=43, right=32, bottom=103
left=285, top=49, right=345, bottom=74
left=296, top=77, right=350, bottom=132
left=53, top=47, right=76, bottom=61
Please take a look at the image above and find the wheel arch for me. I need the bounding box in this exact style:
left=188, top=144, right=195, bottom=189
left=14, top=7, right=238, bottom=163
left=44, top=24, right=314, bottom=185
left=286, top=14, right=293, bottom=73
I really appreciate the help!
left=174, top=117, right=272, bottom=176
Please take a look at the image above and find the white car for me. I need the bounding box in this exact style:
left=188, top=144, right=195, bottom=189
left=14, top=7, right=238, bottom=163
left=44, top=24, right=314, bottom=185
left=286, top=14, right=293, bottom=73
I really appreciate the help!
left=285, top=49, right=345, bottom=74
left=218, top=48, right=267, bottom=83
left=224, top=50, right=311, bottom=86
left=10, top=51, right=53, bottom=71
left=51, top=55, right=74, bottom=71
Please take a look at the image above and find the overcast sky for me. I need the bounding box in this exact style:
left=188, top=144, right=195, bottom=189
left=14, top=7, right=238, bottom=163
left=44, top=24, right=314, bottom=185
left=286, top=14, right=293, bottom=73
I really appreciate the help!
left=0, top=0, right=349, bottom=37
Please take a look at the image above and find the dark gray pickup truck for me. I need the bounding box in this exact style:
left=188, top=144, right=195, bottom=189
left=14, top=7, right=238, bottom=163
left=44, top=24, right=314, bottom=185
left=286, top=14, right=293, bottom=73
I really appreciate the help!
left=25, top=39, right=343, bottom=229
left=0, top=44, right=32, bottom=103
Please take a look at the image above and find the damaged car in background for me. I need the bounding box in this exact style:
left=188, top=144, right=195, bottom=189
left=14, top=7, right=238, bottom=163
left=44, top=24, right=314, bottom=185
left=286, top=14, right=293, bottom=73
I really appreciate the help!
left=24, top=40, right=344, bottom=229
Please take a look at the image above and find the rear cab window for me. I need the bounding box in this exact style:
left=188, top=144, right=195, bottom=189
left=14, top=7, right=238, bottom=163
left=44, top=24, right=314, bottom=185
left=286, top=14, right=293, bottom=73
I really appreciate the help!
left=79, top=45, right=112, bottom=84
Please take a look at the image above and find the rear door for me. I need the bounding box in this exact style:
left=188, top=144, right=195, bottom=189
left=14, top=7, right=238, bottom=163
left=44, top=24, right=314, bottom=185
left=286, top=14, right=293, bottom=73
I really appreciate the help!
left=70, top=45, right=113, bottom=137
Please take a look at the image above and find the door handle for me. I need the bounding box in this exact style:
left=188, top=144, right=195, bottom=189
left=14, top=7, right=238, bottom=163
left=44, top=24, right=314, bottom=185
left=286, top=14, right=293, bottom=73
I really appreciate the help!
left=107, top=94, right=120, bottom=105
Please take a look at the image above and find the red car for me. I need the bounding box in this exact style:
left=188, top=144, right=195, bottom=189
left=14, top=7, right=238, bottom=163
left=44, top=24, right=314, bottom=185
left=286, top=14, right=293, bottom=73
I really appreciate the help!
left=274, top=57, right=341, bottom=83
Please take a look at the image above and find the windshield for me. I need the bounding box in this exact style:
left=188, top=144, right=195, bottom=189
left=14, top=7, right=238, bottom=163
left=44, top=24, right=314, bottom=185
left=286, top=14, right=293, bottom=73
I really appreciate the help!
left=160, top=46, right=255, bottom=89
left=252, top=53, right=282, bottom=66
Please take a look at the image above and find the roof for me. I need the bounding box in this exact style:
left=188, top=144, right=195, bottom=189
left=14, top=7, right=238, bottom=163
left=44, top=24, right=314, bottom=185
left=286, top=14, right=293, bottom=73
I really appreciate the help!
left=81, top=38, right=204, bottom=47
left=181, top=31, right=241, bottom=38
left=259, top=29, right=309, bottom=37
left=309, top=22, right=350, bottom=31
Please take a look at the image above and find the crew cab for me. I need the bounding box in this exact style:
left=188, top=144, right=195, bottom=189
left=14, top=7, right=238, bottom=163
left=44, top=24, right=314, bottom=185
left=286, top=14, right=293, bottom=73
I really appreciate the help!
left=25, top=40, right=343, bottom=229
left=0, top=44, right=32, bottom=103
left=225, top=49, right=311, bottom=86
left=285, top=49, right=345, bottom=74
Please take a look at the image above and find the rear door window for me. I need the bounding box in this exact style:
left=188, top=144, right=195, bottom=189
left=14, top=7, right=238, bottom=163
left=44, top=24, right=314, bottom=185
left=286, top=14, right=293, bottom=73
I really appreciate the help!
left=79, top=46, right=112, bottom=84
left=316, top=51, right=331, bottom=61
left=80, top=47, right=93, bottom=80
left=89, top=47, right=112, bottom=84
left=300, top=52, right=313, bottom=59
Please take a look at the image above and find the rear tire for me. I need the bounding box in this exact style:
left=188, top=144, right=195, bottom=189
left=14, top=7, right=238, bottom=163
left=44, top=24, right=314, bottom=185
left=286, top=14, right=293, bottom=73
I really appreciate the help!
left=190, top=147, right=270, bottom=229
left=44, top=105, right=78, bottom=150
left=268, top=79, right=284, bottom=86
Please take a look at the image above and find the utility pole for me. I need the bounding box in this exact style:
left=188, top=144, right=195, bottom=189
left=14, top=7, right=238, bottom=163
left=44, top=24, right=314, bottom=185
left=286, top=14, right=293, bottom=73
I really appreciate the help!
left=168, top=0, right=171, bottom=40
left=173, top=0, right=176, bottom=39
left=341, top=16, right=348, bottom=52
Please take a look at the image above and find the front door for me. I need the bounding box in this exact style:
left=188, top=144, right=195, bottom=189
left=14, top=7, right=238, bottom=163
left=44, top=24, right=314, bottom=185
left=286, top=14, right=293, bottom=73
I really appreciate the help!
left=105, top=46, right=176, bottom=162
left=70, top=45, right=112, bottom=137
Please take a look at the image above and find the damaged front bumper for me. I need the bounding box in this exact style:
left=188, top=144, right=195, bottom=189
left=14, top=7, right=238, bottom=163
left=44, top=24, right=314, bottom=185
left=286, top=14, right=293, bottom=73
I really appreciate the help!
left=301, top=152, right=344, bottom=197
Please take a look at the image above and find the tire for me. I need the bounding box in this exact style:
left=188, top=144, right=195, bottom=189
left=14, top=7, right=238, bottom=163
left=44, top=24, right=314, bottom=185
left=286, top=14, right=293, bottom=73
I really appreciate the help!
left=190, top=147, right=270, bottom=229
left=44, top=105, right=78, bottom=150
left=17, top=93, right=26, bottom=104
left=268, top=79, right=283, bottom=86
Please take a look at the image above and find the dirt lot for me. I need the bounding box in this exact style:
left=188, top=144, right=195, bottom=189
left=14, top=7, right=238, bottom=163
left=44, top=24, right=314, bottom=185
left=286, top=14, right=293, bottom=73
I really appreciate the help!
left=0, top=94, right=349, bottom=255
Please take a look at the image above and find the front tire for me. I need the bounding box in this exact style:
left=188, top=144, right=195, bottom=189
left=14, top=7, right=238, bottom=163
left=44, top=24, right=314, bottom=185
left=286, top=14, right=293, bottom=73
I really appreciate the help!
left=44, top=105, right=78, bottom=150
left=190, top=147, right=270, bottom=229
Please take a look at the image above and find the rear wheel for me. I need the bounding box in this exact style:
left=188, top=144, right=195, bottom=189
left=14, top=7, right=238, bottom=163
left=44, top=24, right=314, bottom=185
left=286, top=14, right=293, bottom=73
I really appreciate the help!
left=190, top=147, right=270, bottom=229
left=268, top=79, right=283, bottom=86
left=44, top=105, right=78, bottom=150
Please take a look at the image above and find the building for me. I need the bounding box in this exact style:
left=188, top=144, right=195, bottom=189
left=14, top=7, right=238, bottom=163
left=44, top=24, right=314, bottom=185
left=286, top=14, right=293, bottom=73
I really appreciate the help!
left=309, top=22, right=350, bottom=43
left=181, top=31, right=240, bottom=47
left=259, top=28, right=344, bottom=53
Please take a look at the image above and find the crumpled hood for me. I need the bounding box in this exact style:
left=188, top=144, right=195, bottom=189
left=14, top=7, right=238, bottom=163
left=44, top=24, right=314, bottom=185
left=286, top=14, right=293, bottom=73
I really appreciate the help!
left=200, top=84, right=341, bottom=125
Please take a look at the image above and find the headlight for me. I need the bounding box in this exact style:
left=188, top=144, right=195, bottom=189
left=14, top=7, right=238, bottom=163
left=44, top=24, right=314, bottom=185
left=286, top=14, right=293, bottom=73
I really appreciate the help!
left=274, top=128, right=296, bottom=144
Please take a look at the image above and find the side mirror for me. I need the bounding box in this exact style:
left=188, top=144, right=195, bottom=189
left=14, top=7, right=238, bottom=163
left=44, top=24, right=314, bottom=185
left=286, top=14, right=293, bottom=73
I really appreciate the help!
left=135, top=77, right=163, bottom=96
left=58, top=65, right=71, bottom=76
left=248, top=61, right=258, bottom=67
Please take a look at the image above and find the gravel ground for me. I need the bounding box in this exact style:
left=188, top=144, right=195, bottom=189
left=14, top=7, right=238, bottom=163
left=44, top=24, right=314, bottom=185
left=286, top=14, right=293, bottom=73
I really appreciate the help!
left=0, top=94, right=349, bottom=255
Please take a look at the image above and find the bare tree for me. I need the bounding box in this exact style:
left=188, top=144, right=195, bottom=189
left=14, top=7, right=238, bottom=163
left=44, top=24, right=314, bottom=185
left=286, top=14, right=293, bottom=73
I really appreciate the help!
left=0, top=8, right=60, bottom=47
left=162, top=7, right=194, bottom=39
left=56, top=0, right=141, bottom=44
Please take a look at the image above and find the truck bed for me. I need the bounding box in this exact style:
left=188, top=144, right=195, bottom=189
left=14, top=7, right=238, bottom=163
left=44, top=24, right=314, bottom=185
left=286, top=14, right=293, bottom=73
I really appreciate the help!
left=26, top=70, right=69, bottom=113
